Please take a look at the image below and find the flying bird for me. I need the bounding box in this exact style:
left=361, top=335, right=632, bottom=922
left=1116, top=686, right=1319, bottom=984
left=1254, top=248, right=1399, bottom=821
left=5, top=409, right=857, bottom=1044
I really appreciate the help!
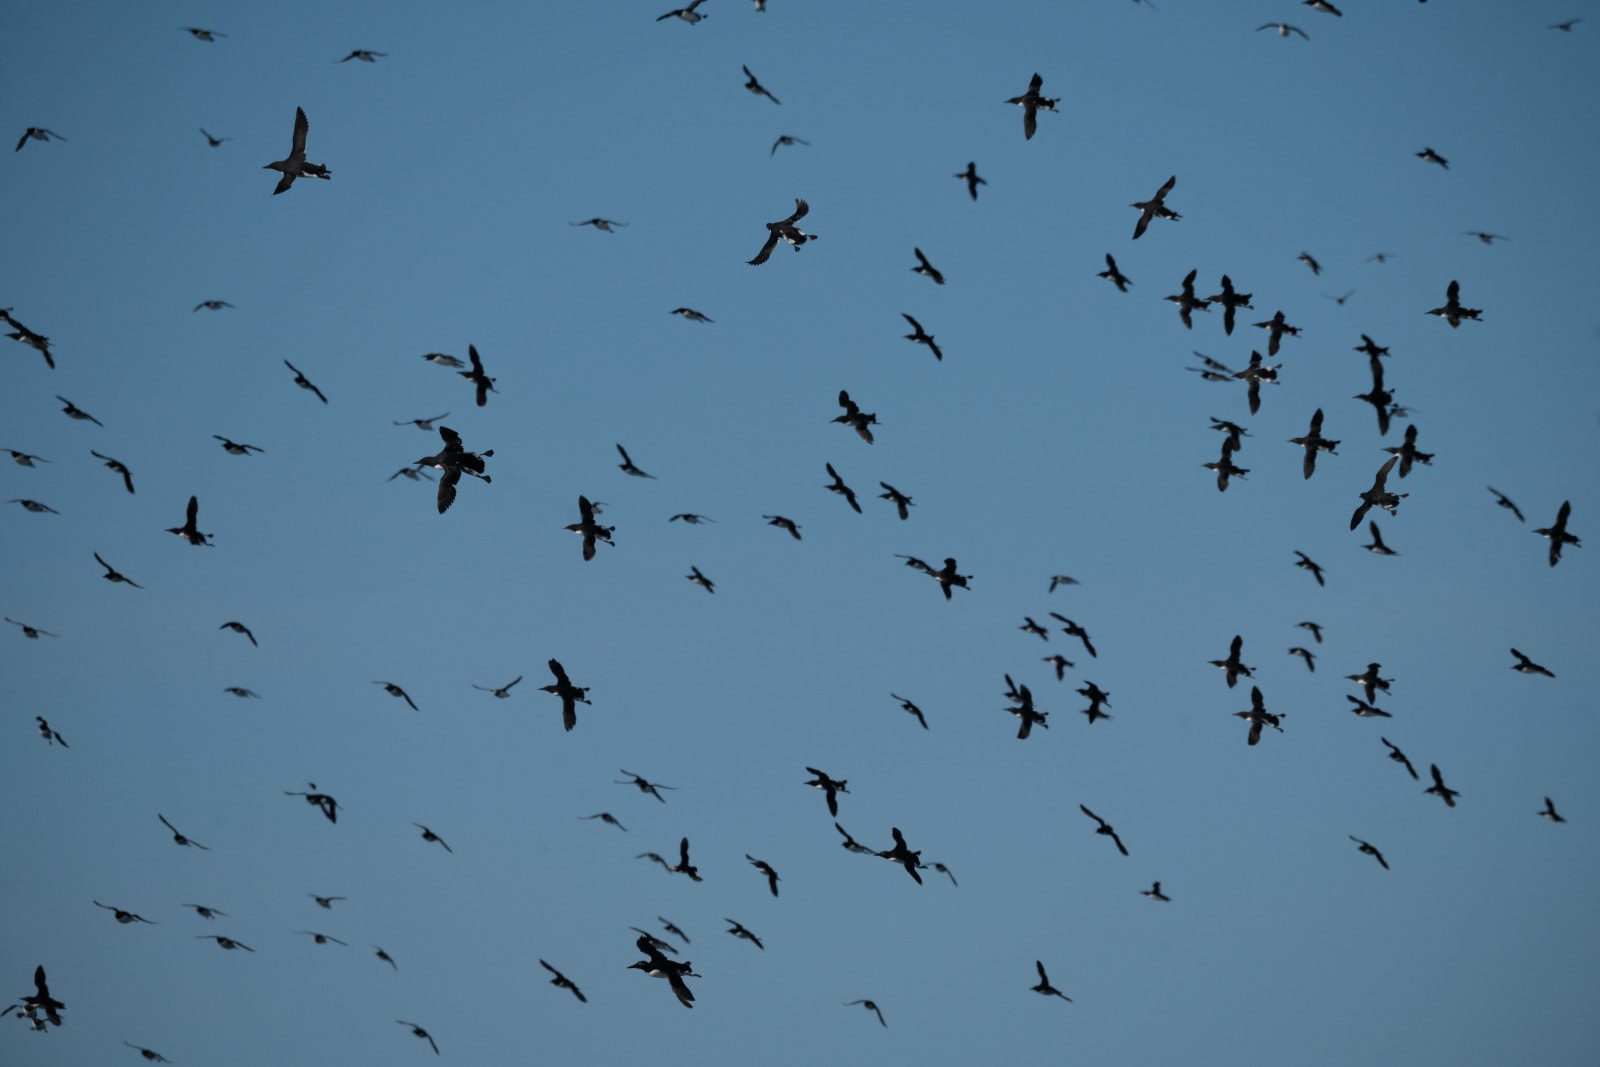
left=95, top=901, right=158, bottom=925
left=628, top=934, right=697, bottom=1009
left=413, top=823, right=453, bottom=853
left=4, top=449, right=50, bottom=467
left=898, top=555, right=972, bottom=600
left=165, top=495, right=212, bottom=546
left=1487, top=487, right=1524, bottom=522
left=94, top=552, right=143, bottom=588
left=911, top=247, right=945, bottom=285
left=1549, top=18, right=1582, bottom=32
left=833, top=391, right=878, bottom=442
left=616, top=443, right=655, bottom=478
left=570, top=218, right=627, bottom=232
left=1032, top=961, right=1072, bottom=1001
left=9, top=498, right=59, bottom=514
left=184, top=904, right=226, bottom=919
left=1079, top=804, right=1129, bottom=856
left=1207, top=275, right=1253, bottom=335
left=338, top=50, right=387, bottom=63
left=373, top=681, right=419, bottom=711
left=1348, top=836, right=1389, bottom=870
left=309, top=895, right=345, bottom=909
left=890, top=693, right=929, bottom=730
left=1252, top=310, right=1300, bottom=356
left=540, top=960, right=587, bottom=1003
left=213, top=436, right=264, bottom=456
left=845, top=999, right=886, bottom=1027
left=1098, top=253, right=1131, bottom=292
left=1049, top=614, right=1097, bottom=657
left=1533, top=501, right=1579, bottom=566
left=284, top=786, right=338, bottom=823
left=375, top=946, right=398, bottom=969
left=413, top=426, right=492, bottom=514
left=1350, top=456, right=1407, bottom=530
left=1298, top=251, right=1321, bottom=274
left=283, top=360, right=327, bottom=403
left=222, top=687, right=260, bottom=699
left=741, top=65, right=780, bottom=104
left=616, top=769, right=675, bottom=803
left=395, top=1020, right=439, bottom=1055
left=264, top=108, right=330, bottom=194
left=1209, top=634, right=1253, bottom=689
left=461, top=344, right=497, bottom=406
left=878, top=826, right=924, bottom=884
left=1203, top=438, right=1248, bottom=492
left=825, top=463, right=862, bottom=512
left=954, top=161, right=986, bottom=200
left=1143, top=882, right=1171, bottom=902
left=1538, top=797, right=1566, bottom=823
left=1425, top=763, right=1461, bottom=808
left=472, top=676, right=523, bottom=697
left=670, top=308, right=713, bottom=323
left=805, top=767, right=849, bottom=816
left=745, top=856, right=780, bottom=897
left=901, top=314, right=943, bottom=361
left=1362, top=521, right=1399, bottom=556
left=725, top=918, right=764, bottom=949
left=199, top=129, right=232, bottom=147
left=10, top=618, right=59, bottom=639
left=1509, top=649, right=1555, bottom=678
left=763, top=515, right=802, bottom=540
left=1164, top=269, right=1210, bottom=330
left=1235, top=686, right=1283, bottom=746
left=1288, top=408, right=1339, bottom=479
left=15, top=127, right=67, bottom=152
left=34, top=716, right=68, bottom=746
left=394, top=412, right=450, bottom=430
left=56, top=396, right=104, bottom=426
left=195, top=935, right=253, bottom=951
left=1233, top=351, right=1280, bottom=415
left=1130, top=175, right=1179, bottom=239
left=1005, top=72, right=1058, bottom=140
left=566, top=496, right=615, bottom=561
left=1381, top=738, right=1418, bottom=779
left=686, top=565, right=715, bottom=594
left=541, top=659, right=591, bottom=731
left=1049, top=574, right=1080, bottom=593
left=579, top=812, right=627, bottom=831
left=656, top=0, right=709, bottom=23
left=158, top=814, right=208, bottom=850
left=1383, top=424, right=1433, bottom=477
left=1005, top=681, right=1048, bottom=739
left=770, top=135, right=810, bottom=156
left=747, top=198, right=816, bottom=265
left=1345, top=662, right=1392, bottom=704
left=1258, top=22, right=1310, bottom=39
left=297, top=931, right=349, bottom=946
left=1346, top=695, right=1392, bottom=719
left=1415, top=147, right=1449, bottom=169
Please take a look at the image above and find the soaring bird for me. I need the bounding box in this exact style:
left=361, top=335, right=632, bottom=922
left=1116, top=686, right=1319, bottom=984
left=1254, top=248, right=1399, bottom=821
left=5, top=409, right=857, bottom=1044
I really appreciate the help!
left=1427, top=279, right=1482, bottom=328
left=1363, top=521, right=1399, bottom=556
left=1258, top=22, right=1310, bottom=38
left=1348, top=836, right=1389, bottom=870
left=770, top=135, right=810, bottom=156
left=1031, top=960, right=1073, bottom=1001
left=94, top=901, right=158, bottom=924
left=1350, top=456, right=1407, bottom=530
left=1509, top=649, right=1555, bottom=678
left=460, top=344, right=497, bottom=406
left=745, top=856, right=780, bottom=897
left=1098, top=254, right=1131, bottom=292
left=1077, top=681, right=1112, bottom=724
left=616, top=769, right=675, bottom=803
left=579, top=812, right=627, bottom=832
left=878, top=482, right=914, bottom=520
left=686, top=565, right=715, bottom=594
left=15, top=127, right=67, bottom=152
left=413, top=823, right=452, bottom=853
left=901, top=314, right=943, bottom=361
left=616, top=443, right=655, bottom=478
left=1415, top=147, right=1449, bottom=169
left=373, top=681, right=419, bottom=711
left=565, top=496, right=615, bottom=561
left=296, top=931, right=349, bottom=946
left=1005, top=72, right=1058, bottom=140
left=1465, top=231, right=1508, bottom=245
left=804, top=767, right=849, bottom=816
left=4, top=448, right=50, bottom=467
left=1043, top=654, right=1075, bottom=681
left=1298, top=251, right=1321, bottom=274
left=1233, top=351, right=1279, bottom=415
left=1209, top=634, right=1253, bottom=689
left=741, top=65, right=780, bottom=104
left=1130, top=175, right=1179, bottom=239
left=1538, top=797, right=1566, bottom=823
left=1297, top=621, right=1324, bottom=644
left=1005, top=681, right=1049, bottom=740
left=1346, top=695, right=1392, bottom=719
left=199, top=129, right=232, bottom=147
left=1252, top=310, right=1300, bottom=356
left=1381, top=738, right=1418, bottom=779
left=1487, top=487, right=1524, bottom=522
left=878, top=826, right=924, bottom=884
left=833, top=391, right=878, bottom=442
left=165, top=495, right=212, bottom=546
left=195, top=934, right=253, bottom=951
left=671, top=308, right=713, bottom=323
left=472, top=676, right=523, bottom=698
left=284, top=786, right=339, bottom=823
left=628, top=935, right=697, bottom=1009
left=283, top=360, right=328, bottom=403
left=395, top=1020, right=439, bottom=1055
left=413, top=426, right=492, bottom=514
left=1050, top=614, right=1097, bottom=657
left=213, top=435, right=264, bottom=456
left=158, top=814, right=208, bottom=850
left=56, top=396, right=103, bottom=426
left=1345, top=662, right=1392, bottom=704
left=10, top=498, right=59, bottom=514
left=1049, top=574, right=1080, bottom=593
left=222, top=687, right=260, bottom=699
left=264, top=108, right=330, bottom=194
left=1533, top=501, right=1579, bottom=566
left=825, top=462, right=862, bottom=511
left=954, top=161, right=986, bottom=200
left=309, top=895, right=345, bottom=909
left=541, top=659, right=591, bottom=731
left=1425, top=764, right=1460, bottom=808
left=34, top=716, right=68, bottom=746
left=747, top=198, right=816, bottom=265
left=394, top=412, right=450, bottom=430
left=12, top=965, right=65, bottom=1028
left=338, top=50, right=386, bottom=63
left=725, top=918, right=764, bottom=949
left=1207, top=275, right=1253, bottom=335
left=10, top=618, right=59, bottom=639
left=374, top=946, right=398, bottom=969
left=910, top=247, right=945, bottom=285
left=1549, top=18, right=1582, bottom=32
left=898, top=555, right=972, bottom=600
left=890, top=693, right=929, bottom=730
left=1235, top=686, right=1283, bottom=746
left=1304, top=0, right=1342, bottom=14
left=846, top=999, right=887, bottom=1027
left=540, top=960, right=587, bottom=1003
left=1203, top=438, right=1248, bottom=492
left=656, top=0, right=709, bottom=23
left=570, top=217, right=626, bottom=232
left=1164, top=269, right=1211, bottom=330
left=94, top=552, right=143, bottom=588
left=1288, top=409, right=1339, bottom=479
left=1142, top=882, right=1171, bottom=902
left=1383, top=424, right=1433, bottom=477
left=763, top=514, right=802, bottom=540
left=1079, top=804, right=1129, bottom=856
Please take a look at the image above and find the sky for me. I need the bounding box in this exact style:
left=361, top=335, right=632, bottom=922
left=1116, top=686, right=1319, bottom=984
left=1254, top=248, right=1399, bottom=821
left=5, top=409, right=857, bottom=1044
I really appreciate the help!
left=4, top=1, right=1599, bottom=1064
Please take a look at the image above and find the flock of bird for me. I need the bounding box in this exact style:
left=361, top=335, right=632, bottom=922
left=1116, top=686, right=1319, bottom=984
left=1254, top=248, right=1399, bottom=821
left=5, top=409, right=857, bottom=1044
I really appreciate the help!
left=5, top=5, right=1593, bottom=1063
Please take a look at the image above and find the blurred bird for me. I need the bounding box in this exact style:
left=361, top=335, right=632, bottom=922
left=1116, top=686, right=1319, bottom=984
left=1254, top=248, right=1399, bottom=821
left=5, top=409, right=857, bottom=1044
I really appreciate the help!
left=1288, top=409, right=1339, bottom=479
left=10, top=618, right=59, bottom=640
left=954, top=161, right=986, bottom=200
left=748, top=198, right=816, bottom=265
left=741, top=65, right=780, bottom=104
left=95, top=901, right=158, bottom=924
left=1538, top=797, right=1566, bottom=822
left=264, top=108, right=330, bottom=194
left=415, top=426, right=492, bottom=514
left=1050, top=614, right=1097, bottom=657
left=373, top=681, right=419, bottom=711
left=1363, top=521, right=1398, bottom=556
left=1164, top=269, right=1210, bottom=330
left=1509, top=649, right=1555, bottom=678
left=395, top=1020, right=439, bottom=1055
left=1383, top=424, right=1433, bottom=477
left=283, top=360, right=327, bottom=403
left=805, top=767, right=849, bottom=816
left=541, top=659, right=591, bottom=731
left=1233, top=351, right=1279, bottom=415
left=617, top=769, right=675, bottom=803
left=616, top=443, right=656, bottom=478
left=834, top=392, right=879, bottom=441
left=1350, top=456, right=1407, bottom=530
left=1487, top=487, right=1524, bottom=522
left=1209, top=634, right=1253, bottom=689
left=671, top=308, right=713, bottom=323
left=213, top=435, right=264, bottom=456
left=15, top=127, right=67, bottom=152
left=94, top=552, right=143, bottom=588
left=1005, top=72, right=1058, bottom=140
left=1235, top=686, right=1283, bottom=746
left=1079, top=804, right=1129, bottom=856
left=413, top=823, right=452, bottom=853
left=726, top=918, right=765, bottom=948
left=1258, top=22, right=1310, bottom=39
left=1415, top=147, right=1449, bottom=169
left=579, top=812, right=627, bottom=831
left=910, top=247, right=945, bottom=285
left=35, top=716, right=68, bottom=746
left=1252, top=310, right=1300, bottom=356
left=199, top=129, right=232, bottom=147
left=846, top=999, right=886, bottom=1027
left=878, top=826, right=924, bottom=884
left=473, top=676, right=523, bottom=698
left=566, top=496, right=615, bottom=561
left=1032, top=961, right=1072, bottom=1001
left=540, top=960, right=587, bottom=1003
left=1143, top=882, right=1171, bottom=902
left=571, top=218, right=627, bottom=232
left=57, top=396, right=103, bottom=426
left=158, top=814, right=208, bottom=850
left=165, top=495, right=212, bottom=546
left=826, top=463, right=862, bottom=512
left=1098, top=253, right=1131, bottom=292
left=461, top=344, right=497, bottom=406
left=1287, top=646, right=1316, bottom=673
left=770, top=135, right=810, bottom=156
left=763, top=515, right=802, bottom=540
left=901, top=313, right=943, bottom=361
left=1425, top=764, right=1460, bottom=807
left=1533, top=501, right=1579, bottom=567
left=1130, top=175, right=1179, bottom=239
left=656, top=0, right=709, bottom=23
left=1381, top=738, right=1418, bottom=779
left=1348, top=836, right=1389, bottom=870
left=686, top=565, right=715, bottom=594
left=1207, top=275, right=1253, bottom=335
left=338, top=50, right=386, bottom=62
left=1298, top=251, right=1321, bottom=273
left=890, top=693, right=929, bottom=730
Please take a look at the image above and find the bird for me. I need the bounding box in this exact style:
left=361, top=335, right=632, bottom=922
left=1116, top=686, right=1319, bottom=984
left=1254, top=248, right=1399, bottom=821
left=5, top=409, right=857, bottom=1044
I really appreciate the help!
left=1164, top=269, right=1211, bottom=330
left=422, top=352, right=464, bottom=367
left=570, top=217, right=627, bottom=232
left=1080, top=804, right=1129, bottom=856
left=879, top=826, right=924, bottom=884
left=413, top=823, right=452, bottom=853
left=628, top=935, right=697, bottom=1009
left=654, top=837, right=701, bottom=881
left=1233, top=351, right=1280, bottom=415
left=94, top=552, right=144, bottom=588
left=9, top=498, right=59, bottom=514
left=1258, top=22, right=1310, bottom=39
left=541, top=659, right=591, bottom=731
left=338, top=50, right=387, bottom=63
left=1032, top=960, right=1072, bottom=1001
left=1303, top=0, right=1342, bottom=15
left=725, top=918, right=764, bottom=949
left=1415, top=147, right=1449, bottom=169
left=1345, top=663, right=1392, bottom=704
left=1354, top=334, right=1390, bottom=360
left=1549, top=18, right=1582, bottom=32
left=1203, top=438, right=1248, bottom=492
left=1538, top=797, right=1566, bottom=823
left=890, top=693, right=929, bottom=730
left=222, top=687, right=260, bottom=699
left=95, top=901, right=158, bottom=925
left=1209, top=634, right=1253, bottom=689
left=805, top=767, right=849, bottom=816
left=930, top=862, right=959, bottom=887
left=264, top=108, right=330, bottom=194
left=1130, top=175, right=1179, bottom=239
left=217, top=621, right=257, bottom=648
left=56, top=396, right=104, bottom=426
left=1252, top=310, right=1300, bottom=356
left=579, top=812, right=628, bottom=831
left=1143, top=882, right=1171, bottom=902
left=565, top=496, right=615, bottom=562
left=1346, top=695, right=1392, bottom=719
left=375, top=946, right=398, bottom=970
left=282, top=360, right=327, bottom=403
left=670, top=513, right=715, bottom=525
left=282, top=791, right=336, bottom=829
left=192, top=299, right=234, bottom=313
left=686, top=565, right=715, bottom=594
left=846, top=999, right=887, bottom=1027
left=1043, top=654, right=1075, bottom=681
left=1005, top=682, right=1048, bottom=740
left=415, top=426, right=493, bottom=514
left=34, top=716, right=68, bottom=746
left=770, top=135, right=810, bottom=156
left=833, top=392, right=878, bottom=442
left=659, top=917, right=691, bottom=943
left=1363, top=521, right=1399, bottom=556
left=195, top=935, right=253, bottom=951
left=834, top=821, right=874, bottom=855
left=954, top=161, right=986, bottom=200
left=656, top=0, right=709, bottom=23
left=1425, top=764, right=1461, bottom=808
left=1509, top=649, right=1555, bottom=678
left=670, top=308, right=713, bottom=323
left=763, top=514, right=802, bottom=540
left=741, top=65, right=780, bottom=104
left=4, top=448, right=50, bottom=467
left=1020, top=616, right=1050, bottom=641
left=6, top=317, right=55, bottom=367
left=183, top=904, right=227, bottom=920
left=1349, top=836, right=1389, bottom=870
left=1048, top=574, right=1080, bottom=593
left=373, top=681, right=419, bottom=711
left=1383, top=424, right=1434, bottom=478
left=1533, top=501, right=1580, bottom=567
left=11, top=966, right=65, bottom=1028
left=212, top=435, right=264, bottom=456
left=198, top=129, right=231, bottom=147
left=540, top=960, right=587, bottom=1003
left=395, top=1020, right=439, bottom=1055
left=1298, top=621, right=1324, bottom=644
left=898, top=555, right=972, bottom=600
left=616, top=769, right=675, bottom=803
left=1097, top=253, right=1132, bottom=292
left=911, top=247, right=945, bottom=285
left=1487, top=487, right=1524, bottom=522
left=1350, top=456, right=1408, bottom=530
left=615, top=443, right=655, bottom=478
left=10, top=618, right=59, bottom=640
left=394, top=412, right=450, bottom=430
left=309, top=894, right=346, bottom=909
left=1352, top=358, right=1394, bottom=437
left=473, top=676, right=523, bottom=698
left=1288, top=408, right=1339, bottom=479
left=1324, top=289, right=1357, bottom=307
left=1207, top=275, right=1253, bottom=335
left=825, top=462, right=863, bottom=512
left=1049, top=614, right=1097, bottom=657
left=1005, top=72, right=1058, bottom=140
left=1465, top=231, right=1508, bottom=245
left=297, top=931, right=349, bottom=946
left=1381, top=738, right=1419, bottom=780
left=165, top=495, right=212, bottom=546
left=747, top=198, right=816, bottom=265
left=1235, top=686, right=1283, bottom=746
left=460, top=344, right=497, bottom=406
left=745, top=856, right=780, bottom=897
left=15, top=127, right=67, bottom=152
left=901, top=314, right=943, bottom=361
left=1298, top=252, right=1322, bottom=275
left=158, top=814, right=208, bottom=850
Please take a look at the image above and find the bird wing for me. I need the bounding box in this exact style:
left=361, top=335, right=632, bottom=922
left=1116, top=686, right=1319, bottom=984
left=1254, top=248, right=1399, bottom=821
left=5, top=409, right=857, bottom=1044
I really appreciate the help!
left=748, top=229, right=781, bottom=265
left=290, top=108, right=309, bottom=161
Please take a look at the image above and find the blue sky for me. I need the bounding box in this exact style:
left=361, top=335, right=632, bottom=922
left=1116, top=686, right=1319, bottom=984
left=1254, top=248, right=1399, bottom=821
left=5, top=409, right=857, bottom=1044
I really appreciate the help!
left=4, top=1, right=1598, bottom=1064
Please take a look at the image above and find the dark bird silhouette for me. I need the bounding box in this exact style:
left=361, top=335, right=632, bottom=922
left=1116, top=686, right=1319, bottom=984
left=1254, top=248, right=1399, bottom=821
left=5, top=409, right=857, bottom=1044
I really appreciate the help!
left=213, top=435, right=264, bottom=456
left=1345, top=662, right=1392, bottom=705
left=9, top=498, right=59, bottom=514
left=1381, top=738, right=1418, bottom=779
left=1131, top=175, right=1179, bottom=239
left=1383, top=424, right=1434, bottom=478
left=669, top=513, right=714, bottom=524
left=193, top=299, right=233, bottom=312
left=1165, top=269, right=1211, bottom=330
left=1465, top=231, right=1508, bottom=245
left=1304, top=0, right=1342, bottom=14
left=396, top=1020, right=439, bottom=1055
left=1043, top=654, right=1075, bottom=681
left=931, top=862, right=958, bottom=887
left=422, top=352, right=465, bottom=368
left=222, top=687, right=260, bottom=699
left=1209, top=634, right=1253, bottom=689
left=1203, top=438, right=1248, bottom=492
left=899, top=313, right=944, bottom=361
left=297, top=931, right=349, bottom=946
left=1510, top=649, right=1555, bottom=678
left=1209, top=416, right=1248, bottom=451
left=35, top=716, right=68, bottom=746
left=1549, top=18, right=1582, bottom=32
left=846, top=999, right=886, bottom=1027
left=459, top=343, right=497, bottom=407
left=686, top=565, right=715, bottom=594
left=651, top=836, right=701, bottom=881
left=56, top=396, right=103, bottom=426
left=1020, top=616, right=1050, bottom=641
left=283, top=360, right=327, bottom=403
left=1076, top=680, right=1112, bottom=724
left=11, top=965, right=65, bottom=1028
left=1098, top=253, right=1131, bottom=292
left=337, top=49, right=386, bottom=62
left=825, top=462, right=863, bottom=511
left=199, top=128, right=231, bottom=147
left=805, top=767, right=849, bottom=816
left=195, top=934, right=253, bottom=951
left=763, top=514, right=802, bottom=540
left=579, top=812, right=628, bottom=831
left=1207, top=275, right=1253, bottom=335
left=473, top=676, right=522, bottom=698
left=1298, top=251, right=1322, bottom=273
left=1080, top=804, right=1129, bottom=856
left=1258, top=22, right=1310, bottom=38
left=833, top=391, right=878, bottom=443
left=6, top=317, right=54, bottom=367
left=95, top=901, right=158, bottom=925
left=1539, top=797, right=1566, bottom=823
left=375, top=946, right=398, bottom=969
left=8, top=617, right=57, bottom=639
left=1049, top=574, right=1080, bottom=593
left=954, top=161, right=986, bottom=200
left=540, top=960, right=587, bottom=1003
left=748, top=198, right=816, bottom=265
left=1032, top=960, right=1072, bottom=1001
left=1354, top=334, right=1390, bottom=360
left=219, top=621, right=257, bottom=646
left=770, top=135, right=810, bottom=156
left=899, top=555, right=972, bottom=600
left=1049, top=614, right=1097, bottom=657
left=1487, top=487, right=1524, bottom=522
left=1415, top=147, right=1448, bottom=169
left=879, top=826, right=924, bottom=884
left=659, top=917, right=690, bottom=944
left=565, top=496, right=615, bottom=561
left=570, top=217, right=626, bottom=232
left=670, top=307, right=713, bottom=323
left=414, top=426, right=493, bottom=515
left=1143, top=881, right=1171, bottom=902
left=610, top=443, right=656, bottom=479
left=910, top=247, right=945, bottom=285
left=1235, top=685, right=1283, bottom=746
left=185, top=902, right=226, bottom=918
left=1252, top=310, right=1300, bottom=356
left=1426, top=280, right=1481, bottom=327
left=628, top=935, right=697, bottom=1009
left=1350, top=456, right=1407, bottom=530
left=94, top=552, right=143, bottom=588
left=541, top=659, right=591, bottom=731
left=835, top=821, right=874, bottom=854
left=1288, top=409, right=1339, bottom=479
left=745, top=856, right=780, bottom=897
left=284, top=785, right=338, bottom=823
left=413, top=823, right=452, bottom=853
left=725, top=918, right=764, bottom=949
left=4, top=448, right=50, bottom=467
left=309, top=895, right=345, bottom=909
left=741, top=65, right=780, bottom=104
left=15, top=127, right=67, bottom=152
left=1346, top=695, right=1392, bottom=719
left=1352, top=358, right=1394, bottom=437
left=373, top=681, right=419, bottom=711
left=394, top=412, right=450, bottom=430
left=656, top=0, right=708, bottom=23
left=1005, top=681, right=1049, bottom=739
left=1233, top=351, right=1279, bottom=415
left=1533, top=501, right=1580, bottom=567
left=1361, top=519, right=1400, bottom=556
left=1349, top=836, right=1389, bottom=870
left=1005, top=72, right=1058, bottom=140
left=616, top=769, right=674, bottom=803
left=875, top=482, right=914, bottom=521
left=264, top=108, right=330, bottom=194
left=890, top=693, right=928, bottom=730
left=1425, top=763, right=1460, bottom=808
left=1324, top=289, right=1356, bottom=306
left=158, top=814, right=208, bottom=850
left=165, top=495, right=212, bottom=546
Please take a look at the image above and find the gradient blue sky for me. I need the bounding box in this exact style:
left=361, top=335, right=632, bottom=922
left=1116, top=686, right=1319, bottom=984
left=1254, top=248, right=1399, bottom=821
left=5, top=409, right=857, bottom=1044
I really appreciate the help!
left=4, top=2, right=1598, bottom=1064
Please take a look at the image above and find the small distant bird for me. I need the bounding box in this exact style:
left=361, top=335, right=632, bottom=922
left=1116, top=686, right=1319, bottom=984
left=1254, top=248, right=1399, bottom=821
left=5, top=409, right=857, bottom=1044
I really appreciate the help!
left=1345, top=662, right=1392, bottom=704
left=1258, top=22, right=1310, bottom=38
left=726, top=918, right=764, bottom=948
left=1354, top=334, right=1389, bottom=360
left=1209, top=634, right=1253, bottom=689
left=1098, top=253, right=1131, bottom=292
left=394, top=412, right=449, bottom=430
left=930, top=862, right=957, bottom=886
left=911, top=247, right=945, bottom=285
left=9, top=498, right=59, bottom=514
left=422, top=352, right=465, bottom=367
left=1233, top=351, right=1279, bottom=415
left=6, top=316, right=54, bottom=367
left=875, top=482, right=913, bottom=521
left=835, top=821, right=874, bottom=854
left=264, top=107, right=330, bottom=194
left=1363, top=521, right=1399, bottom=556
left=1324, top=289, right=1356, bottom=306
left=954, top=161, right=986, bottom=200
left=901, top=314, right=943, bottom=361
left=184, top=904, right=226, bottom=919
left=1538, top=797, right=1566, bottom=822
left=1425, top=763, right=1460, bottom=808
left=4, top=449, right=50, bottom=467
left=670, top=513, right=714, bottom=525
left=1533, top=501, right=1580, bottom=567
left=671, top=307, right=713, bottom=323
left=338, top=50, right=386, bottom=63
left=1350, top=456, right=1407, bottom=530
left=659, top=917, right=691, bottom=944
left=56, top=396, right=104, bottom=426
left=570, top=217, right=627, bottom=232
left=540, top=960, right=587, bottom=1003
left=166, top=495, right=212, bottom=546
left=1005, top=72, right=1058, bottom=140
left=15, top=127, right=66, bottom=152
left=375, top=946, right=398, bottom=969
left=35, top=716, right=68, bottom=746
left=641, top=836, right=701, bottom=881
left=473, top=676, right=523, bottom=698
left=1032, top=961, right=1072, bottom=1001
left=579, top=812, right=627, bottom=831
left=1020, top=616, right=1050, bottom=641
left=1415, top=147, right=1449, bottom=169
left=223, top=687, right=260, bottom=699
left=742, top=65, right=780, bottom=104
left=158, top=814, right=208, bottom=850
left=1235, top=685, right=1283, bottom=746
left=764, top=515, right=802, bottom=540
left=1252, top=310, right=1300, bottom=356
left=413, top=823, right=452, bottom=853
left=541, top=659, right=591, bottom=731
left=1367, top=252, right=1394, bottom=263
left=1346, top=695, right=1392, bottom=719
left=898, top=555, right=972, bottom=600
left=565, top=496, right=615, bottom=562
left=805, top=767, right=849, bottom=816
left=1510, top=649, right=1555, bottom=678
left=184, top=27, right=226, bottom=41
left=833, top=391, right=878, bottom=442
left=770, top=135, right=810, bottom=156
left=656, top=0, right=709, bottom=23
left=309, top=895, right=345, bottom=909
left=1049, top=574, right=1080, bottom=593
left=747, top=198, right=816, bottom=265
left=1130, top=175, right=1179, bottom=239
left=1549, top=18, right=1582, bottom=32
left=1005, top=682, right=1048, bottom=740
left=9, top=618, right=59, bottom=640
left=1349, top=836, right=1389, bottom=870
left=1142, top=881, right=1171, bottom=902
left=395, top=1020, right=439, bottom=1055
left=1298, top=621, right=1324, bottom=644
left=1428, top=279, right=1484, bottom=328
left=890, top=693, right=929, bottom=730
left=283, top=360, right=327, bottom=403
left=1079, top=804, right=1129, bottom=856
left=846, top=999, right=886, bottom=1027
left=1303, top=0, right=1341, bottom=15
left=1381, top=737, right=1418, bottom=779
left=686, top=565, right=715, bottom=594
left=199, top=129, right=232, bottom=147
left=1208, top=275, right=1253, bottom=335
left=617, top=769, right=675, bottom=803
left=414, top=426, right=493, bottom=514
left=615, top=443, right=655, bottom=478
left=1382, top=424, right=1433, bottom=479
left=213, top=436, right=264, bottom=456
left=826, top=463, right=862, bottom=512
left=1043, top=654, right=1075, bottom=681
left=388, top=465, right=433, bottom=482
left=1487, top=487, right=1524, bottom=522
left=372, top=681, right=418, bottom=711
left=1049, top=614, right=1097, bottom=657
left=1298, top=251, right=1322, bottom=273
left=193, top=299, right=234, bottom=313
left=628, top=935, right=697, bottom=1009
left=878, top=826, right=924, bottom=884
left=195, top=934, right=253, bottom=951
left=94, top=552, right=144, bottom=588
left=1164, top=269, right=1211, bottom=330
left=1288, top=408, right=1339, bottom=480
left=1465, top=231, right=1508, bottom=245
left=460, top=344, right=497, bottom=407
left=1203, top=438, right=1248, bottom=492
left=95, top=901, right=158, bottom=925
